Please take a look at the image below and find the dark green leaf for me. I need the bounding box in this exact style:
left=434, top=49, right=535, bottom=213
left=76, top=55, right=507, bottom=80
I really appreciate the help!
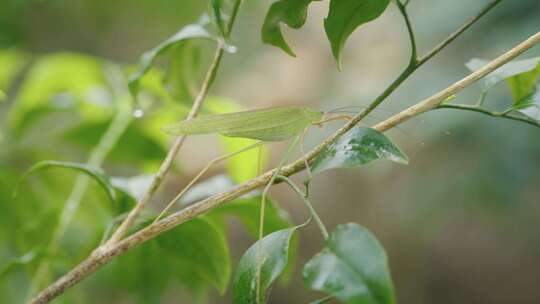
left=324, top=0, right=390, bottom=68
left=15, top=160, right=116, bottom=204
left=157, top=217, right=231, bottom=294
left=303, top=223, right=395, bottom=304
left=261, top=0, right=319, bottom=56
left=311, top=127, right=408, bottom=174
left=212, top=197, right=293, bottom=238
left=128, top=23, right=215, bottom=98
left=233, top=226, right=300, bottom=303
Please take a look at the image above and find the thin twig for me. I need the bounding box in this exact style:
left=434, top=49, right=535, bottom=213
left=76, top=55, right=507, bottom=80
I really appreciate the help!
left=32, top=30, right=540, bottom=304
left=360, top=0, right=503, bottom=124
left=104, top=0, right=245, bottom=244
left=394, top=0, right=418, bottom=64
left=437, top=103, right=540, bottom=128
left=276, top=175, right=329, bottom=240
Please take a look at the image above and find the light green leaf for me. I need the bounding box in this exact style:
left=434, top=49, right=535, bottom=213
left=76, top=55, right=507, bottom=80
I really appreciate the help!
left=15, top=160, right=116, bottom=205
left=0, top=89, right=5, bottom=102
left=303, top=223, right=395, bottom=304
left=128, top=23, right=215, bottom=98
left=9, top=53, right=109, bottom=130
left=233, top=226, right=300, bottom=303
left=466, top=57, right=540, bottom=92
left=157, top=217, right=231, bottom=294
left=261, top=0, right=319, bottom=56
left=324, top=0, right=390, bottom=68
left=311, top=127, right=408, bottom=174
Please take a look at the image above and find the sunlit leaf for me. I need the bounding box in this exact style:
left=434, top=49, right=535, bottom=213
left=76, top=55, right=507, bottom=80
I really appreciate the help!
left=0, top=49, right=28, bottom=91
left=324, top=0, right=390, bottom=68
left=261, top=0, right=319, bottom=56
left=128, top=23, right=215, bottom=99
left=15, top=160, right=116, bottom=205
left=9, top=53, right=109, bottom=131
left=466, top=57, right=540, bottom=91
left=233, top=226, right=300, bottom=303
left=311, top=127, right=408, bottom=174
left=303, top=223, right=395, bottom=304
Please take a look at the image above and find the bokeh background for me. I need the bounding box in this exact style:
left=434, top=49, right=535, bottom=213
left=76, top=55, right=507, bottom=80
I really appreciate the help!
left=1, top=0, right=540, bottom=303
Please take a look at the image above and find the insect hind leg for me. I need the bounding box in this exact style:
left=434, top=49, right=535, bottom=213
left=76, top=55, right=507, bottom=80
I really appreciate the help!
left=154, top=141, right=266, bottom=223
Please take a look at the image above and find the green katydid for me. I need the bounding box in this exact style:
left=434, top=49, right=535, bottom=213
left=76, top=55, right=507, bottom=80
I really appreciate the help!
left=154, top=106, right=353, bottom=222
left=154, top=105, right=353, bottom=302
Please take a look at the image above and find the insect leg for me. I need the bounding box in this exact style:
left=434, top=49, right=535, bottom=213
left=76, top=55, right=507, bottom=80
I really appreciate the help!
left=154, top=140, right=266, bottom=223
left=256, top=135, right=300, bottom=303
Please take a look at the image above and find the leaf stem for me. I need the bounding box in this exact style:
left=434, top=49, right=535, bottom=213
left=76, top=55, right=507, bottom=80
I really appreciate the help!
left=394, top=0, right=418, bottom=64
left=436, top=103, right=540, bottom=128
left=277, top=175, right=329, bottom=240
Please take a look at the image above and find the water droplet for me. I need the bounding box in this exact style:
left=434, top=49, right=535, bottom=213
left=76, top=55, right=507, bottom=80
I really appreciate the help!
left=224, top=44, right=237, bottom=54
left=133, top=109, right=144, bottom=118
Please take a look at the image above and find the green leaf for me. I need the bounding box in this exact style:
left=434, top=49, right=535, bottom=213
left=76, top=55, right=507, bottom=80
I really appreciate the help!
left=466, top=57, right=540, bottom=122
left=128, top=23, right=215, bottom=98
left=324, top=0, right=390, bottom=68
left=0, top=251, right=40, bottom=279
left=157, top=217, right=231, bottom=294
left=311, top=127, right=408, bottom=174
left=212, top=197, right=293, bottom=238
left=261, top=0, right=319, bottom=56
left=9, top=53, right=109, bottom=131
left=466, top=57, right=540, bottom=92
left=15, top=160, right=116, bottom=205
left=233, top=226, right=300, bottom=303
left=303, top=223, right=395, bottom=304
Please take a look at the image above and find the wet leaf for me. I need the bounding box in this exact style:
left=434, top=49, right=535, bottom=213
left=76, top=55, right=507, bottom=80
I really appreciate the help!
left=325, top=0, right=390, bottom=68
left=261, top=0, right=319, bottom=56
left=303, top=223, right=395, bottom=304
left=311, top=127, right=408, bottom=174
left=233, top=226, right=300, bottom=303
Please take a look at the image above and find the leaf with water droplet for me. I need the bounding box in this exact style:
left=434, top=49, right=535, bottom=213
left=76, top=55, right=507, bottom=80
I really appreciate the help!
left=303, top=223, right=395, bottom=304
left=311, top=127, right=408, bottom=175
